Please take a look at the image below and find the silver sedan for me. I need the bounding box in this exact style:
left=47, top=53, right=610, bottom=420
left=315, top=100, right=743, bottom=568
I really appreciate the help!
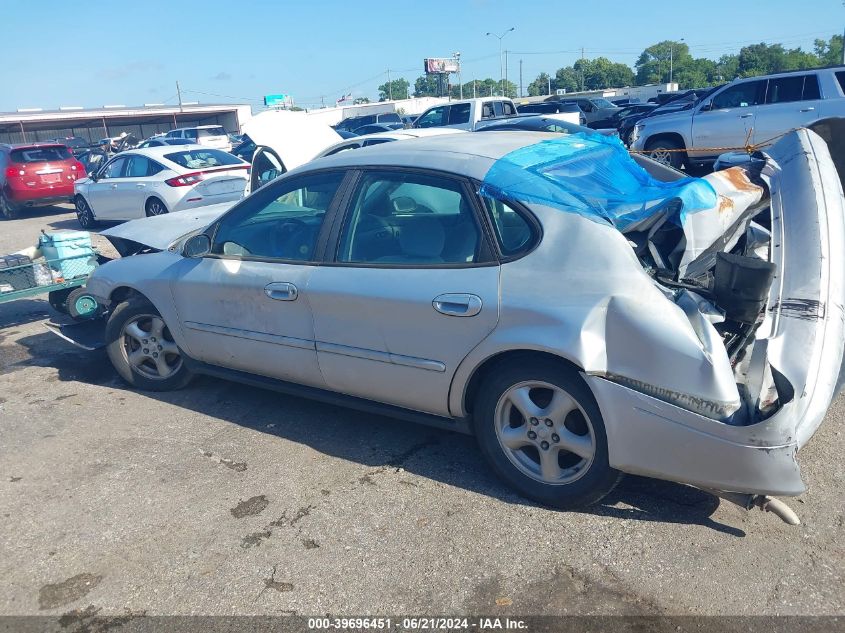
left=77, top=130, right=844, bottom=518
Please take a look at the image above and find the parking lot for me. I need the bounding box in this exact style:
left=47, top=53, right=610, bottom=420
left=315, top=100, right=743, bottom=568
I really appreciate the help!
left=1, top=205, right=843, bottom=619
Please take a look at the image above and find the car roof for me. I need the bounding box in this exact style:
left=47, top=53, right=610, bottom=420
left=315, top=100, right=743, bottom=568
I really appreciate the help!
left=2, top=142, right=68, bottom=150
left=303, top=131, right=556, bottom=181
left=116, top=144, right=236, bottom=159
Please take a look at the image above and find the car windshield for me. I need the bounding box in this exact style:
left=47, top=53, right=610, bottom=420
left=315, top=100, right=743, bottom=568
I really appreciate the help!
left=64, top=138, right=87, bottom=148
left=164, top=149, right=243, bottom=169
left=10, top=146, right=72, bottom=163
left=197, top=127, right=226, bottom=138
left=591, top=98, right=616, bottom=109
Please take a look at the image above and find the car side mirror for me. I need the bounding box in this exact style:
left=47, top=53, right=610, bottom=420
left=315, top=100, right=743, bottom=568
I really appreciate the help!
left=89, top=171, right=98, bottom=181
left=183, top=234, right=211, bottom=258
left=700, top=101, right=712, bottom=112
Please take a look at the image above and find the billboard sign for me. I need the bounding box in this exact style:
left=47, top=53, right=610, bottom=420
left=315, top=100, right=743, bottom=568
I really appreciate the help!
left=264, top=94, right=290, bottom=107
left=424, top=58, right=459, bottom=74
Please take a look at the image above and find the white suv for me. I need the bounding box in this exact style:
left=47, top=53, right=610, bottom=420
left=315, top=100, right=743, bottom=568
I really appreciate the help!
left=630, top=66, right=845, bottom=168
left=165, top=125, right=232, bottom=152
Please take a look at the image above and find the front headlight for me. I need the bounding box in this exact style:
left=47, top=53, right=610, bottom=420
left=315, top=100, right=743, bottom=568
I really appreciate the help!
left=630, top=124, right=643, bottom=144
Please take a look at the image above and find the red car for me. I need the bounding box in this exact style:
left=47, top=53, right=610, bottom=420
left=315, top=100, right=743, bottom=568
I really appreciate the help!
left=0, top=143, right=86, bottom=220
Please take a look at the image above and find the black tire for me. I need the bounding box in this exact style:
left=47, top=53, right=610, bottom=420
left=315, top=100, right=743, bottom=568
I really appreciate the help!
left=645, top=137, right=685, bottom=170
left=75, top=196, right=98, bottom=229
left=473, top=359, right=622, bottom=509
left=66, top=287, right=101, bottom=321
left=48, top=288, right=73, bottom=314
left=0, top=192, right=20, bottom=220
left=145, top=197, right=168, bottom=217
left=105, top=296, right=193, bottom=391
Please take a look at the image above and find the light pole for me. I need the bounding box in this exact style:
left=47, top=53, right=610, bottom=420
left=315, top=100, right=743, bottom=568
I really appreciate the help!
left=669, top=38, right=684, bottom=85
left=486, top=27, right=515, bottom=96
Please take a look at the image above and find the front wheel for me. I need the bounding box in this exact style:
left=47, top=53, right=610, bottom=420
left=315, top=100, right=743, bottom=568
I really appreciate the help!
left=473, top=360, right=621, bottom=509
left=105, top=296, right=193, bottom=391
left=645, top=138, right=685, bottom=170
left=75, top=196, right=98, bottom=229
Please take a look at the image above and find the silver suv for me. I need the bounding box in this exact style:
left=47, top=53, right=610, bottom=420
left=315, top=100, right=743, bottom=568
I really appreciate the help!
left=630, top=66, right=845, bottom=168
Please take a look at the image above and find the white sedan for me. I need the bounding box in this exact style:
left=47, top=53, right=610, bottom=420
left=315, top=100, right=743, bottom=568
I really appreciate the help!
left=73, top=145, right=250, bottom=227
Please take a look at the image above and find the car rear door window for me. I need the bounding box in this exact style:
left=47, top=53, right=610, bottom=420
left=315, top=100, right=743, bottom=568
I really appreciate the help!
left=124, top=155, right=152, bottom=178
left=337, top=171, right=481, bottom=265
left=493, top=101, right=504, bottom=117
left=163, top=149, right=243, bottom=169
left=802, top=74, right=821, bottom=100
left=765, top=75, right=805, bottom=104
left=483, top=197, right=536, bottom=257
left=502, top=102, right=516, bottom=116
left=448, top=103, right=471, bottom=125
left=836, top=71, right=845, bottom=96
left=212, top=171, right=344, bottom=261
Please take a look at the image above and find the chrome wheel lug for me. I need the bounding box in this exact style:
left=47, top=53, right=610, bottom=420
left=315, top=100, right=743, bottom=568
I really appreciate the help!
left=530, top=417, right=539, bottom=426
left=157, top=345, right=163, bottom=351
left=541, top=441, right=549, bottom=450
left=142, top=339, right=148, bottom=344
left=152, top=352, right=159, bottom=358
left=151, top=337, right=156, bottom=342
left=527, top=431, right=537, bottom=440
left=143, top=348, right=149, bottom=354
left=545, top=419, right=553, bottom=427
left=552, top=434, right=560, bottom=443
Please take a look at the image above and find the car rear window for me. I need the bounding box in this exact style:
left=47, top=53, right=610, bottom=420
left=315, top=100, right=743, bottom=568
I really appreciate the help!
left=164, top=149, right=243, bottom=169
left=10, top=146, right=73, bottom=163
left=377, top=113, right=402, bottom=123
left=197, top=127, right=226, bottom=138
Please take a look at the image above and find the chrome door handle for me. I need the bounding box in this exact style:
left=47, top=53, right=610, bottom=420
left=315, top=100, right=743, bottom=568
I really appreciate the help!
left=432, top=293, right=482, bottom=317
left=136, top=183, right=146, bottom=188
left=110, top=184, right=118, bottom=189
left=800, top=106, right=815, bottom=112
left=264, top=282, right=298, bottom=301
left=739, top=113, right=753, bottom=118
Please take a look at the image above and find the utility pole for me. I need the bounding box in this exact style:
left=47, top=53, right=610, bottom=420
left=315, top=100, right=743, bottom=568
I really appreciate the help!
left=519, top=59, right=523, bottom=97
left=387, top=68, right=392, bottom=100
left=454, top=52, right=463, bottom=99
left=176, top=80, right=183, bottom=112
left=669, top=45, right=673, bottom=85
left=548, top=75, right=552, bottom=96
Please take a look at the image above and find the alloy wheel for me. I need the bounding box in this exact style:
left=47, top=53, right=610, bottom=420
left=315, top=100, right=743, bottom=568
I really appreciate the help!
left=146, top=199, right=167, bottom=216
left=120, top=314, right=182, bottom=380
left=494, top=380, right=596, bottom=485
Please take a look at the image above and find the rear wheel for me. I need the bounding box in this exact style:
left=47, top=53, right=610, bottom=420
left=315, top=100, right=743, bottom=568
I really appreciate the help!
left=105, top=296, right=193, bottom=391
left=75, top=196, right=98, bottom=229
left=145, top=197, right=168, bottom=217
left=645, top=138, right=685, bottom=170
left=0, top=193, right=19, bottom=220
left=473, top=360, right=621, bottom=509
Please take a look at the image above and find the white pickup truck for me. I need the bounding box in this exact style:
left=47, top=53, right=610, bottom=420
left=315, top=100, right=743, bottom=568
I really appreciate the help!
left=413, top=97, right=518, bottom=131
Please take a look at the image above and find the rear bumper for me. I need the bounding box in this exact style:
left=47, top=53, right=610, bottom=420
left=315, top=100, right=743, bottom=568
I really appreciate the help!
left=6, top=185, right=75, bottom=205
left=586, top=376, right=805, bottom=496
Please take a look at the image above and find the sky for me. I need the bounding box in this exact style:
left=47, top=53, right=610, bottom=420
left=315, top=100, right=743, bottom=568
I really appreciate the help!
left=1, top=0, right=843, bottom=112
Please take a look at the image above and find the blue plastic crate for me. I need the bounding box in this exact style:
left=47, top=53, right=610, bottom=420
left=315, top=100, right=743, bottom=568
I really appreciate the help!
left=38, top=232, right=96, bottom=280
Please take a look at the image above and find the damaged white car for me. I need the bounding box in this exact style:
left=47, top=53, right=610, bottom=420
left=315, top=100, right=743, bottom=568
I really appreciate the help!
left=53, top=130, right=844, bottom=521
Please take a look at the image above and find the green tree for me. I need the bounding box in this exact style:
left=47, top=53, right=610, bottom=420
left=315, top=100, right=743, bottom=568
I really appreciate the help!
left=815, top=34, right=844, bottom=66
left=527, top=72, right=554, bottom=96
left=413, top=75, right=439, bottom=97
left=635, top=40, right=691, bottom=85
left=378, top=78, right=409, bottom=101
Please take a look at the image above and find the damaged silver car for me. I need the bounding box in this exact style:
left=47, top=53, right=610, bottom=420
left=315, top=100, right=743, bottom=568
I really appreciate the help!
left=55, top=130, right=845, bottom=521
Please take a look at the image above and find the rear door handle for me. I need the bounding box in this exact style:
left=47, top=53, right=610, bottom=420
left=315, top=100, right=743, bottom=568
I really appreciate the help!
left=432, top=293, right=482, bottom=317
left=739, top=113, right=753, bottom=119
left=264, top=282, right=298, bottom=301
left=800, top=106, right=815, bottom=112
left=110, top=183, right=118, bottom=189
left=136, top=183, right=146, bottom=188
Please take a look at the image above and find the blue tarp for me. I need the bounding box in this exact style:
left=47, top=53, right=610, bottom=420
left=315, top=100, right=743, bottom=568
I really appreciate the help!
left=479, top=133, right=718, bottom=231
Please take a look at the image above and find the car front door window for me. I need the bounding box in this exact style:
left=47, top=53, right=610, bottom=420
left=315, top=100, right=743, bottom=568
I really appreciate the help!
left=711, top=81, right=764, bottom=110
left=416, top=107, right=447, bottom=128
left=212, top=172, right=344, bottom=261
left=99, top=157, right=127, bottom=179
